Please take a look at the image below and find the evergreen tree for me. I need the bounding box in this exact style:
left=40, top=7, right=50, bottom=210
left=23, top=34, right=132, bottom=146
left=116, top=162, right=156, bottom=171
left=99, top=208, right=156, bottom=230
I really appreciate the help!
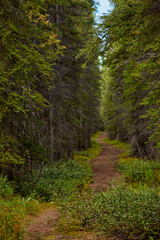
left=99, top=0, right=160, bottom=158
left=0, top=0, right=100, bottom=179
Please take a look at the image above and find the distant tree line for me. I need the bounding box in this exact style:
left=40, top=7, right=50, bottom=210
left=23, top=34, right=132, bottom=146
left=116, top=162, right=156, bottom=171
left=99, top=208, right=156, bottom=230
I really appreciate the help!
left=99, top=0, right=160, bottom=159
left=0, top=0, right=100, bottom=179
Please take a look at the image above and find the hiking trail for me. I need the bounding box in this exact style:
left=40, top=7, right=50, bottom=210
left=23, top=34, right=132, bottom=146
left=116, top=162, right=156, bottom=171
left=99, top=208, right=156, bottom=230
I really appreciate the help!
left=24, top=132, right=121, bottom=240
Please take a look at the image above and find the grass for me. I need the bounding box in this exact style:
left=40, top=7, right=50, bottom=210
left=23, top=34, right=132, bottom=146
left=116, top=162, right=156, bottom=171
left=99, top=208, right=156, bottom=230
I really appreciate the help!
left=0, top=177, right=39, bottom=240
left=118, top=158, right=160, bottom=186
left=104, top=138, right=130, bottom=151
left=18, top=159, right=93, bottom=202
left=74, top=139, right=101, bottom=163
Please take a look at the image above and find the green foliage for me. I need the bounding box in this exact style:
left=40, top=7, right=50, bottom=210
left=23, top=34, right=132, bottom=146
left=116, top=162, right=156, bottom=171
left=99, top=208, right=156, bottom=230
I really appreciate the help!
left=0, top=196, right=39, bottom=240
left=17, top=137, right=99, bottom=201
left=0, top=0, right=63, bottom=170
left=0, top=0, right=100, bottom=177
left=63, top=184, right=160, bottom=239
left=99, top=0, right=160, bottom=157
left=0, top=175, right=38, bottom=240
left=74, top=140, right=101, bottom=162
left=104, top=138, right=130, bottom=150
left=0, top=176, right=14, bottom=198
left=0, top=0, right=100, bottom=236
left=18, top=159, right=93, bottom=202
left=0, top=133, right=24, bottom=165
left=0, top=135, right=99, bottom=238
left=60, top=137, right=160, bottom=239
left=118, top=158, right=160, bottom=186
left=0, top=211, right=22, bottom=240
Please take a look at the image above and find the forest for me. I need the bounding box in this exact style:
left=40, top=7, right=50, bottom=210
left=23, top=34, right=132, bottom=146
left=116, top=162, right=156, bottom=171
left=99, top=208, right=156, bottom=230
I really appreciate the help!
left=0, top=0, right=160, bottom=239
left=0, top=0, right=100, bottom=178
left=100, top=0, right=160, bottom=159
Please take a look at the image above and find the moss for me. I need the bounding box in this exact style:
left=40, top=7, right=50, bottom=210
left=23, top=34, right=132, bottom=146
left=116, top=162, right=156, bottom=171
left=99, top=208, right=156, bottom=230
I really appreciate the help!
left=104, top=138, right=130, bottom=150
left=74, top=139, right=101, bottom=163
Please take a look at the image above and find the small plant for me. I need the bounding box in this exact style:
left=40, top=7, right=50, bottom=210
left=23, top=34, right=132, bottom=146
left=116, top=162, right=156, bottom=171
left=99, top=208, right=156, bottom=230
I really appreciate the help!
left=104, top=138, right=130, bottom=151
left=18, top=139, right=100, bottom=202
left=74, top=140, right=101, bottom=163
left=0, top=176, right=14, bottom=198
left=61, top=190, right=96, bottom=229
left=118, top=158, right=160, bottom=185
left=62, top=184, right=160, bottom=239
left=0, top=195, right=38, bottom=239
left=18, top=159, right=93, bottom=202
left=0, top=212, right=22, bottom=240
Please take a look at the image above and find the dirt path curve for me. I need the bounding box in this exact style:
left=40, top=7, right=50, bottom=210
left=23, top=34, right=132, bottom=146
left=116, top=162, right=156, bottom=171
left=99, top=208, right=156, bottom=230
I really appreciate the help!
left=24, top=206, right=60, bottom=240
left=24, top=132, right=121, bottom=240
left=90, top=132, right=121, bottom=191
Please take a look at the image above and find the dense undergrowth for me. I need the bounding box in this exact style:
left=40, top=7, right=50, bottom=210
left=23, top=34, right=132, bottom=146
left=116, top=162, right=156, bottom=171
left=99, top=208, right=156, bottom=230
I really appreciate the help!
left=0, top=176, right=39, bottom=240
left=0, top=139, right=101, bottom=239
left=18, top=159, right=93, bottom=202
left=61, top=138, right=160, bottom=240
left=1, top=134, right=160, bottom=240
left=62, top=185, right=160, bottom=240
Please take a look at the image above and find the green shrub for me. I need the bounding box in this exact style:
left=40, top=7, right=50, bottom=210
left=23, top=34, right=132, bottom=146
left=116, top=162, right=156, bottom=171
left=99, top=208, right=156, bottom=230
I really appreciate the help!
left=0, top=176, right=14, bottom=198
left=0, top=176, right=38, bottom=239
left=62, top=184, right=160, bottom=239
left=18, top=159, right=93, bottom=201
left=61, top=190, right=97, bottom=229
left=16, top=137, right=100, bottom=202
left=0, top=196, right=38, bottom=240
left=0, top=211, right=21, bottom=240
left=118, top=159, right=160, bottom=185
left=95, top=185, right=160, bottom=239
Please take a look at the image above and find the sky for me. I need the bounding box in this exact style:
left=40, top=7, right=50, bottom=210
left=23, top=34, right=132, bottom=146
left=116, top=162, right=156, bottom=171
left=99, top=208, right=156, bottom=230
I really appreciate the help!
left=96, top=0, right=112, bottom=17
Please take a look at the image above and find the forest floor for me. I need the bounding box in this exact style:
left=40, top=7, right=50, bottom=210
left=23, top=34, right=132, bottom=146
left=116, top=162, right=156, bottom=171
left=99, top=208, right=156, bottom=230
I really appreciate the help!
left=24, top=132, right=121, bottom=240
left=89, top=132, right=121, bottom=191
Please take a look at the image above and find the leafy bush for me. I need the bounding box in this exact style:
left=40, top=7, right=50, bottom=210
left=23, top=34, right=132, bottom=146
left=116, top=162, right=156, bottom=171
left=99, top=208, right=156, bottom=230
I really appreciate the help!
left=95, top=185, right=160, bottom=239
left=61, top=190, right=96, bottom=229
left=18, top=139, right=100, bottom=201
left=63, top=184, right=160, bottom=239
left=0, top=175, right=39, bottom=239
left=0, top=196, right=38, bottom=240
left=18, top=159, right=93, bottom=201
left=0, top=176, right=14, bottom=198
left=0, top=211, right=21, bottom=240
left=118, top=159, right=160, bottom=185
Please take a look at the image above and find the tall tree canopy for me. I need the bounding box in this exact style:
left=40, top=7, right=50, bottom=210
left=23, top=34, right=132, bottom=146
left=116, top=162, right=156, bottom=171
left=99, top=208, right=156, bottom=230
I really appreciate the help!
left=0, top=0, right=100, bottom=178
left=99, top=0, right=160, bottom=158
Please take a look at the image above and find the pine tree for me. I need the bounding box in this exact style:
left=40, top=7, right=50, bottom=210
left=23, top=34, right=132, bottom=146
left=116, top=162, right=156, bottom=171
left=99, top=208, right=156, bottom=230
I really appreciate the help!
left=99, top=0, right=160, bottom=158
left=0, top=0, right=100, bottom=179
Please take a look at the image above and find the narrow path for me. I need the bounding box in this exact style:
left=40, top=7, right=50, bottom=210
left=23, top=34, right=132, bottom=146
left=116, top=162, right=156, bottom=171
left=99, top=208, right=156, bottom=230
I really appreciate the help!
left=90, top=132, right=121, bottom=191
left=24, top=207, right=60, bottom=240
left=24, top=132, right=121, bottom=240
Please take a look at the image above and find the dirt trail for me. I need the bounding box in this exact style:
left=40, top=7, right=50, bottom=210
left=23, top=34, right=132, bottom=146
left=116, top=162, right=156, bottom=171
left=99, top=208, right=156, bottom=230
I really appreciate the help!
left=24, top=207, right=60, bottom=240
left=24, top=132, right=121, bottom=240
left=90, top=132, right=121, bottom=191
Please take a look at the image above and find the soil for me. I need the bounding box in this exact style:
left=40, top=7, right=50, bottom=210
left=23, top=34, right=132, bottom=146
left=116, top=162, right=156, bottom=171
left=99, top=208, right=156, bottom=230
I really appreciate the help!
left=90, top=132, right=121, bottom=191
left=24, top=132, right=121, bottom=240
left=24, top=206, right=60, bottom=240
